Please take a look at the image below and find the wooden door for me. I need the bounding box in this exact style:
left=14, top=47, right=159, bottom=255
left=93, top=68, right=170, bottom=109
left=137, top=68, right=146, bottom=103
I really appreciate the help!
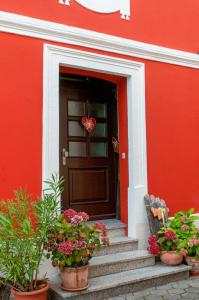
left=60, top=74, right=118, bottom=219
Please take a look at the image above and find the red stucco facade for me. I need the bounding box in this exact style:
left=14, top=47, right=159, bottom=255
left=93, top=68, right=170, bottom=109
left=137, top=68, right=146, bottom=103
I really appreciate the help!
left=1, top=1, right=199, bottom=224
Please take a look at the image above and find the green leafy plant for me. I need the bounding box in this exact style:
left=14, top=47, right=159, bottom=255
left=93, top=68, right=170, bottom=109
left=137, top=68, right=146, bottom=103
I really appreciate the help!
left=46, top=209, right=109, bottom=268
left=0, top=175, right=64, bottom=292
left=169, top=209, right=199, bottom=259
left=148, top=208, right=199, bottom=257
left=168, top=208, right=199, bottom=240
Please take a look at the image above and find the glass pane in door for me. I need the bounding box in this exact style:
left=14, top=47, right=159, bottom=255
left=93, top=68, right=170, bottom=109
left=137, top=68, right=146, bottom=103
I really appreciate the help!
left=69, top=142, right=87, bottom=157
left=68, top=100, right=86, bottom=116
left=68, top=121, right=86, bottom=137
left=92, top=123, right=107, bottom=137
left=90, top=142, right=107, bottom=157
left=90, top=103, right=106, bottom=118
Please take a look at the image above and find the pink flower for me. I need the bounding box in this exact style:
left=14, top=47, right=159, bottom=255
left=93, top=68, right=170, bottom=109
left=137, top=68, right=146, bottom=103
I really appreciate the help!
left=180, top=216, right=188, bottom=222
left=192, top=238, right=199, bottom=246
left=78, top=212, right=89, bottom=222
left=181, top=224, right=189, bottom=231
left=75, top=240, right=86, bottom=250
left=58, top=241, right=73, bottom=255
left=95, top=222, right=106, bottom=230
left=148, top=243, right=160, bottom=255
left=64, top=209, right=77, bottom=222
left=148, top=235, right=158, bottom=244
left=188, top=239, right=194, bottom=247
left=71, top=215, right=83, bottom=227
left=164, top=230, right=175, bottom=240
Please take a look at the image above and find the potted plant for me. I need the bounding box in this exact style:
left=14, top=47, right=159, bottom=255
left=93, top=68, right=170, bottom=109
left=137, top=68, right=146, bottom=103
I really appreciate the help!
left=0, top=278, right=10, bottom=300
left=46, top=209, right=109, bottom=292
left=171, top=208, right=199, bottom=275
left=183, top=236, right=199, bottom=275
left=148, top=208, right=199, bottom=266
left=167, top=208, right=199, bottom=242
left=0, top=175, right=64, bottom=300
left=148, top=229, right=184, bottom=265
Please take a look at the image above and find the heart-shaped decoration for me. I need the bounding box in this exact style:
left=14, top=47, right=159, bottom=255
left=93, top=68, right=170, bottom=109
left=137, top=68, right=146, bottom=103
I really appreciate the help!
left=81, top=117, right=96, bottom=133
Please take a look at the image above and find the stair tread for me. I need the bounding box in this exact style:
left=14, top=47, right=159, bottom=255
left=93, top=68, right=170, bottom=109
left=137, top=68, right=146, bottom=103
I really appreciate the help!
left=108, top=236, right=138, bottom=245
left=89, top=219, right=126, bottom=229
left=50, top=264, right=191, bottom=298
left=90, top=250, right=153, bottom=267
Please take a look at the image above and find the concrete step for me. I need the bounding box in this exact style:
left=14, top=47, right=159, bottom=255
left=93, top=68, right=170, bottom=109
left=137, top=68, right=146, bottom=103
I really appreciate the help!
left=90, top=219, right=126, bottom=238
left=48, top=264, right=191, bottom=300
left=94, top=236, right=138, bottom=256
left=89, top=250, right=155, bottom=278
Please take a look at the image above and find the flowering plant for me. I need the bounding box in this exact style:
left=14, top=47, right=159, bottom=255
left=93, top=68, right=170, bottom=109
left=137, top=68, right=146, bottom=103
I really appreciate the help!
left=182, top=236, right=199, bottom=259
left=168, top=208, right=199, bottom=241
left=148, top=228, right=180, bottom=255
left=46, top=209, right=109, bottom=268
left=148, top=208, right=199, bottom=257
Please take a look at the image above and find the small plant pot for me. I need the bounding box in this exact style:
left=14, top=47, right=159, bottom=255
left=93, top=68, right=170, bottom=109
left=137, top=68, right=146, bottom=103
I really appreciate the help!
left=12, top=281, right=48, bottom=300
left=185, top=256, right=199, bottom=276
left=160, top=251, right=183, bottom=265
left=60, top=264, right=89, bottom=292
left=0, top=285, right=11, bottom=300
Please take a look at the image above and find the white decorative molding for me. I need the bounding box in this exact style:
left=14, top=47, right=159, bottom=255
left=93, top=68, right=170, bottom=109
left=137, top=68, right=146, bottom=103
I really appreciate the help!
left=1, top=11, right=199, bottom=69
left=43, top=44, right=148, bottom=247
left=58, top=0, right=130, bottom=20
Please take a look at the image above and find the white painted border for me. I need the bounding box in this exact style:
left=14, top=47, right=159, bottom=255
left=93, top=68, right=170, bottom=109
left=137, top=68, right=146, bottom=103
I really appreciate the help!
left=43, top=44, right=148, bottom=247
left=1, top=11, right=199, bottom=69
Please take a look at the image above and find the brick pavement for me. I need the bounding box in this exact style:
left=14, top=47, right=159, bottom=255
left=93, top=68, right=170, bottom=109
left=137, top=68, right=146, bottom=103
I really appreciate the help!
left=108, top=277, right=199, bottom=300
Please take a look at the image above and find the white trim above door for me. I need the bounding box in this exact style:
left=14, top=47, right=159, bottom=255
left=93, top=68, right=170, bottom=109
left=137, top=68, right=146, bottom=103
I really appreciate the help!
left=43, top=44, right=149, bottom=247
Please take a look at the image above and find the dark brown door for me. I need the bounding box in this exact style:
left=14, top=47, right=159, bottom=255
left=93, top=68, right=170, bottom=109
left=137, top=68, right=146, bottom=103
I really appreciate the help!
left=60, top=74, right=118, bottom=220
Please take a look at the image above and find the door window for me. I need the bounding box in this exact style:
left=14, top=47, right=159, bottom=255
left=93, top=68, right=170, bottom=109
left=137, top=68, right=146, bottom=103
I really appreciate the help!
left=67, top=100, right=108, bottom=158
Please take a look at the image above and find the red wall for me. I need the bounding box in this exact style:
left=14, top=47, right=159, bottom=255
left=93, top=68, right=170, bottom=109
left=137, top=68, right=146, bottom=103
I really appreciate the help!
left=0, top=33, right=43, bottom=198
left=1, top=0, right=199, bottom=53
left=146, top=62, right=199, bottom=215
left=1, top=31, right=199, bottom=218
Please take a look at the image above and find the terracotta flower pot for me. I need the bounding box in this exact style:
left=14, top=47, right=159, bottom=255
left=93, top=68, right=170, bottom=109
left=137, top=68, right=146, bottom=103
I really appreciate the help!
left=0, top=285, right=11, bottom=300
left=185, top=256, right=199, bottom=276
left=12, top=281, right=48, bottom=300
left=60, top=264, right=89, bottom=292
left=160, top=251, right=183, bottom=265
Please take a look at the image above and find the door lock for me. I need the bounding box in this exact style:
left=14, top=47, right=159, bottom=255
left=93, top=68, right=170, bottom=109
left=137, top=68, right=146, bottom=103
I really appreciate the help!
left=62, top=148, right=68, bottom=166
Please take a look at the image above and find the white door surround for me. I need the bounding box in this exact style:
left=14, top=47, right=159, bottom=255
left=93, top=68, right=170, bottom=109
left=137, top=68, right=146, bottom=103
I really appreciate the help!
left=43, top=44, right=149, bottom=247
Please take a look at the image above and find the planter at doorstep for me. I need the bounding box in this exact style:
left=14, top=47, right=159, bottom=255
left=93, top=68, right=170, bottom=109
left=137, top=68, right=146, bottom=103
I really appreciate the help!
left=0, top=285, right=11, bottom=300
left=60, top=264, right=89, bottom=292
left=12, top=281, right=48, bottom=300
left=185, top=256, right=199, bottom=276
left=160, top=251, right=183, bottom=266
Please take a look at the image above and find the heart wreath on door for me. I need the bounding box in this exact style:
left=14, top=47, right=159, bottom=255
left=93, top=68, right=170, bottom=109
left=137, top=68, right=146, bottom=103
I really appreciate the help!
left=81, top=117, right=96, bottom=134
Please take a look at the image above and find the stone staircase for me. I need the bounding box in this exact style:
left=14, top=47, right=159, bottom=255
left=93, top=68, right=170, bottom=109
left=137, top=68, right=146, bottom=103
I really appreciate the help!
left=48, top=219, right=190, bottom=300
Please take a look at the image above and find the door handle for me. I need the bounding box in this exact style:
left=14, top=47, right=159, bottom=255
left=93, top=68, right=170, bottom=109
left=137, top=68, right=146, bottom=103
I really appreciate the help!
left=62, top=148, right=68, bottom=166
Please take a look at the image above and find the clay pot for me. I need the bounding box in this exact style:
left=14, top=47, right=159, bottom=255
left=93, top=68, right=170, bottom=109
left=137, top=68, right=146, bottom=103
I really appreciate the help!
left=12, top=281, right=48, bottom=300
left=0, top=285, right=11, bottom=300
left=160, top=251, right=183, bottom=265
left=60, top=264, right=89, bottom=292
left=185, top=256, right=199, bottom=276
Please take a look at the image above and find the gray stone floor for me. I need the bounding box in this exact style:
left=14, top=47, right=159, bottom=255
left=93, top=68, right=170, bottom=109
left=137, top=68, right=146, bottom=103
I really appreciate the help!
left=107, top=277, right=199, bottom=300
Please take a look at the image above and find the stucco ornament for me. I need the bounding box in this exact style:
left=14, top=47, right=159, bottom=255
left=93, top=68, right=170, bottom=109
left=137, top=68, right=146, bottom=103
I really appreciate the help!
left=58, top=0, right=130, bottom=20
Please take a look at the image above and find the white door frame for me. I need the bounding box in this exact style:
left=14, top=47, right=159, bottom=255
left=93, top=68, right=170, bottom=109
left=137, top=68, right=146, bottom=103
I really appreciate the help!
left=43, top=43, right=149, bottom=247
